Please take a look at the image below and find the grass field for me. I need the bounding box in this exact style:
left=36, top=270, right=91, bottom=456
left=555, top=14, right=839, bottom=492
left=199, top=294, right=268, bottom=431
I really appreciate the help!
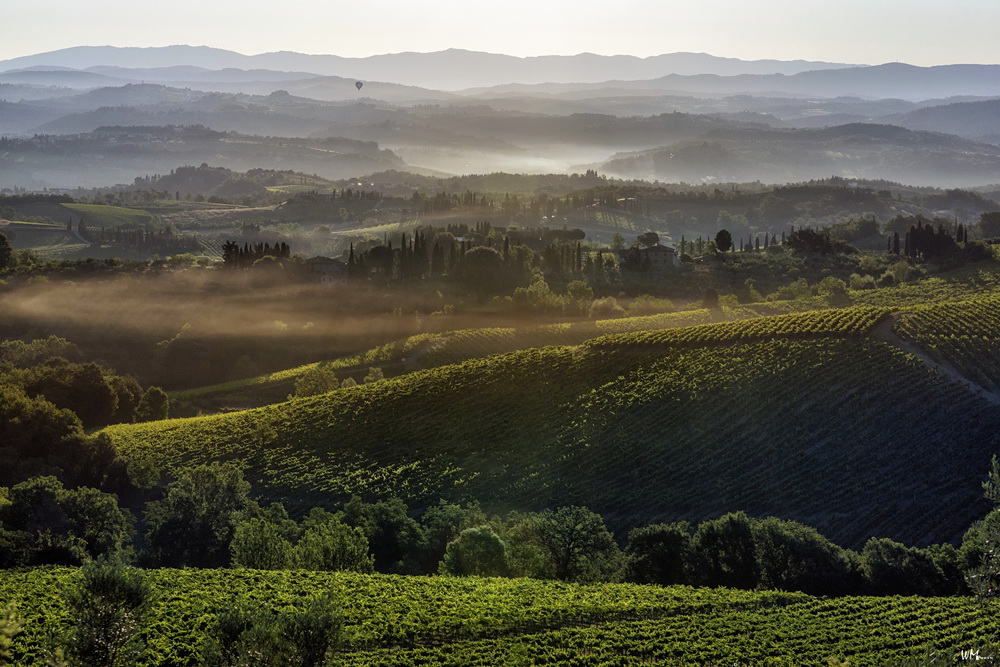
left=0, top=221, right=85, bottom=255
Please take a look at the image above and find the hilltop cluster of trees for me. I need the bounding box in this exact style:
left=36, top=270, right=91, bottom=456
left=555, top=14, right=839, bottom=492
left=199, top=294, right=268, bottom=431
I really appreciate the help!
left=346, top=224, right=602, bottom=300
left=409, top=190, right=494, bottom=214
left=783, top=227, right=857, bottom=255
left=339, top=222, right=641, bottom=307
left=81, top=223, right=201, bottom=256
left=221, top=240, right=292, bottom=269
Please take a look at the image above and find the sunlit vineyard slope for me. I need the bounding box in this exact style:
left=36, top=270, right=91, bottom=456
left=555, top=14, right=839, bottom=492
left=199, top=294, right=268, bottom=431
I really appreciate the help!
left=104, top=306, right=1000, bottom=548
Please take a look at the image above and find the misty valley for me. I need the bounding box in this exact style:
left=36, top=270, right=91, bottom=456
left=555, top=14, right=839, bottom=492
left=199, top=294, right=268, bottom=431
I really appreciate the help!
left=4, top=45, right=1000, bottom=665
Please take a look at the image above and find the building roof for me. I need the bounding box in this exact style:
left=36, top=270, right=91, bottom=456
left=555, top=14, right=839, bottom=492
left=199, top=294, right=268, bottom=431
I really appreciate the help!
left=305, top=256, right=347, bottom=266
left=617, top=244, right=676, bottom=254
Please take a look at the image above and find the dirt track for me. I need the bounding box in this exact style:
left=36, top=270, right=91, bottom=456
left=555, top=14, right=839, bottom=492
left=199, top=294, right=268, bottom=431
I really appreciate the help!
left=870, top=313, right=1000, bottom=406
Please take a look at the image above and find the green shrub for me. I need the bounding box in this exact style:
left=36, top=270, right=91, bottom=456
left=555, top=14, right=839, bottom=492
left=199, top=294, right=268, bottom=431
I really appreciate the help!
left=63, top=559, right=154, bottom=667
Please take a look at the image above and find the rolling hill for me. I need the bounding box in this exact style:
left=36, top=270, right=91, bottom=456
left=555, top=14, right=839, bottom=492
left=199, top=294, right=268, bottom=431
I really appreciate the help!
left=888, top=98, right=1000, bottom=144
left=103, top=301, right=1000, bottom=550
left=471, top=63, right=1000, bottom=102
left=0, top=127, right=405, bottom=188
left=599, top=123, right=1000, bottom=186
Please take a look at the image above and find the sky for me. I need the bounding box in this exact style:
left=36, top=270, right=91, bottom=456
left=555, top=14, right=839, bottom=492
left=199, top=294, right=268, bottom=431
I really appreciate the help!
left=4, top=0, right=1000, bottom=66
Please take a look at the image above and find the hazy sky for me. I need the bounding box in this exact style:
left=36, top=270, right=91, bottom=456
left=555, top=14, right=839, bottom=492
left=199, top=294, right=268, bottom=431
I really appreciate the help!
left=4, top=0, right=999, bottom=66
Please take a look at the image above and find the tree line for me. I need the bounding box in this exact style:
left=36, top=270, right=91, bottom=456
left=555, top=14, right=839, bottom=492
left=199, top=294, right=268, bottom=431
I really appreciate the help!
left=0, top=457, right=993, bottom=600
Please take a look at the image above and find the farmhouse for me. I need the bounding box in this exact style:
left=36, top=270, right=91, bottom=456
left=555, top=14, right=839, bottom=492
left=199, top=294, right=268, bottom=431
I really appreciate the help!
left=616, top=244, right=680, bottom=270
left=305, top=256, right=348, bottom=285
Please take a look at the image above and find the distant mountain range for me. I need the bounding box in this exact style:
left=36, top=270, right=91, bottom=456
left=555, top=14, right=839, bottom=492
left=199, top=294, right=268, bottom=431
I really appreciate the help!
left=4, top=52, right=1000, bottom=104
left=469, top=63, right=1000, bottom=102
left=0, top=46, right=859, bottom=91
left=3, top=45, right=1000, bottom=188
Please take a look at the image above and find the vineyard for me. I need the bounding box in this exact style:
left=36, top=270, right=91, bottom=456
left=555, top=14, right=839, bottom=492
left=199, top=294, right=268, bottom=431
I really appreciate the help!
left=61, top=203, right=155, bottom=228
left=571, top=206, right=641, bottom=233
left=170, top=333, right=441, bottom=403
left=584, top=305, right=890, bottom=349
left=852, top=263, right=1000, bottom=307
left=0, top=222, right=79, bottom=253
left=413, top=307, right=743, bottom=368
left=105, top=304, right=1000, bottom=548
left=170, top=308, right=735, bottom=404
left=109, top=226, right=1000, bottom=415
left=196, top=236, right=227, bottom=259
left=174, top=301, right=826, bottom=407
left=893, top=295, right=1000, bottom=392
left=12, top=217, right=1000, bottom=665
left=0, top=567, right=996, bottom=666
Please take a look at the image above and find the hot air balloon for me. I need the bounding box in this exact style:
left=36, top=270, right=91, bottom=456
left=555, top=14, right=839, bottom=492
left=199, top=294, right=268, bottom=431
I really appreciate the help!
left=355, top=81, right=364, bottom=90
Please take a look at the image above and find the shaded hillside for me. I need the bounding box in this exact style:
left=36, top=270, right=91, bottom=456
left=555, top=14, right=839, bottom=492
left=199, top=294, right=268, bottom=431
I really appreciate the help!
left=17, top=88, right=764, bottom=149
left=0, top=127, right=404, bottom=188
left=600, top=123, right=1000, bottom=187
left=24, top=83, right=206, bottom=112
left=888, top=98, right=1000, bottom=144
left=103, top=307, right=1000, bottom=549
left=133, top=163, right=338, bottom=199
left=0, top=68, right=120, bottom=89
left=30, top=102, right=332, bottom=137
left=7, top=79, right=1000, bottom=184
left=168, top=308, right=755, bottom=410
left=477, top=63, right=1000, bottom=102
left=0, top=99, right=66, bottom=133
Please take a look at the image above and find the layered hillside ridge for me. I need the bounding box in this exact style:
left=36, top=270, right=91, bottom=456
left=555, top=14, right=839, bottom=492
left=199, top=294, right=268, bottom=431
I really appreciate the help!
left=103, top=304, right=1000, bottom=549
